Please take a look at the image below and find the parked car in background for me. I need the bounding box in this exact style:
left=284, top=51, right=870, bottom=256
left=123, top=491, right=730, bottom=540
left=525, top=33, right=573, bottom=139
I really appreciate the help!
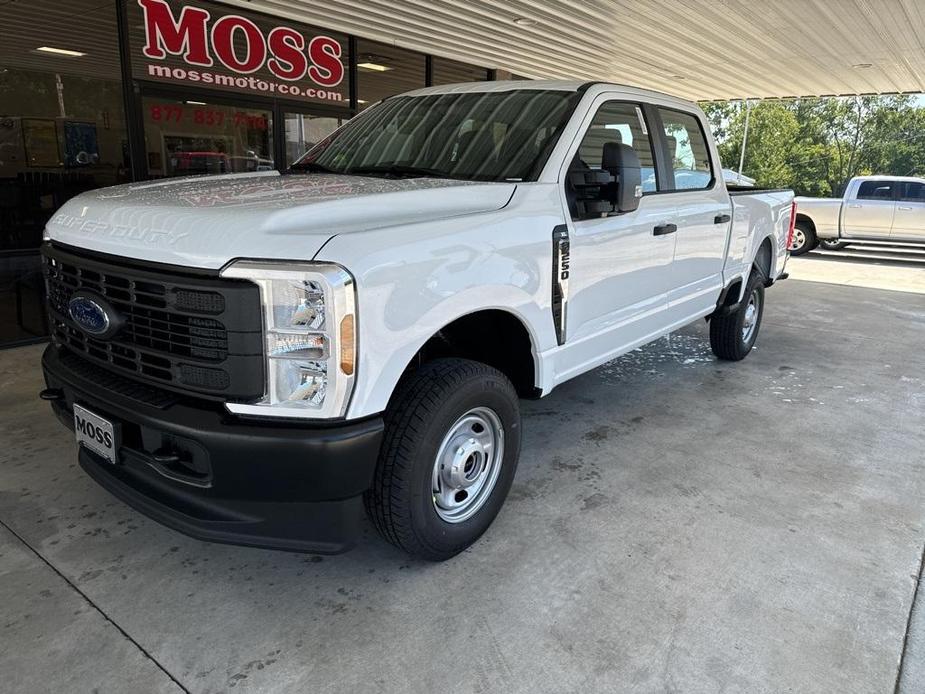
left=40, top=81, right=794, bottom=560
left=792, top=175, right=925, bottom=254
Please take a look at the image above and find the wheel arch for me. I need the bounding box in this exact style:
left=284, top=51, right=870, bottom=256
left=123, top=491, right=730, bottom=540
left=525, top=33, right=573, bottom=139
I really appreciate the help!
left=395, top=308, right=541, bottom=401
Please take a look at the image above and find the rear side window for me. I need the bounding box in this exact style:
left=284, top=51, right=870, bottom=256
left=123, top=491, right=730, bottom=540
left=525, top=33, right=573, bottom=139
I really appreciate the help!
left=574, top=102, right=658, bottom=192
left=899, top=181, right=925, bottom=202
left=657, top=108, right=713, bottom=191
left=856, top=180, right=896, bottom=200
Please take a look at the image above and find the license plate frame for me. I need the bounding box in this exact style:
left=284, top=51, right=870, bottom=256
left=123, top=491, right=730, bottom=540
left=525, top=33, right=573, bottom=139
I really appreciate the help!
left=73, top=403, right=119, bottom=465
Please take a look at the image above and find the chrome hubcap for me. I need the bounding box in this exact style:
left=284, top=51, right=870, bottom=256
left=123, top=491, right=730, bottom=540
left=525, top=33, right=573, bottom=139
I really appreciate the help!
left=789, top=228, right=805, bottom=251
left=432, top=407, right=504, bottom=523
left=742, top=290, right=760, bottom=343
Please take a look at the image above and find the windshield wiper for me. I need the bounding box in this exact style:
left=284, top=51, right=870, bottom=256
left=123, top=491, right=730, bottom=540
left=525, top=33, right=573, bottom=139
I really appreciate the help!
left=289, top=161, right=339, bottom=174
left=346, top=164, right=456, bottom=179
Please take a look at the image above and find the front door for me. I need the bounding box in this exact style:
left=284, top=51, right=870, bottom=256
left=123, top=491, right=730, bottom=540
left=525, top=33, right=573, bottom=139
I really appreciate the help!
left=558, top=97, right=677, bottom=378
left=842, top=179, right=897, bottom=238
left=891, top=181, right=925, bottom=240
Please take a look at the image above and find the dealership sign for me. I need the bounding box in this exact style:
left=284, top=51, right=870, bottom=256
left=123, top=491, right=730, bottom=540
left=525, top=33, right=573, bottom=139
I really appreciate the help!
left=131, top=0, right=348, bottom=104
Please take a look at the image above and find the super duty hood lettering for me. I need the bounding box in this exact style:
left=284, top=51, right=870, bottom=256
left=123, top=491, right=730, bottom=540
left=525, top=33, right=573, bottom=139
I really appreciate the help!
left=45, top=171, right=516, bottom=270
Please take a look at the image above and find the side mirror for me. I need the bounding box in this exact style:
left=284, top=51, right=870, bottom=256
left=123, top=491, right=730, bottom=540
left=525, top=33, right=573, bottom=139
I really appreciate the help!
left=602, top=142, right=642, bottom=213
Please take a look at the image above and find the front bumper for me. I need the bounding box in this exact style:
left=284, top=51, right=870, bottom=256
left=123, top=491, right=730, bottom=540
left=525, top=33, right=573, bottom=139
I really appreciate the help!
left=41, top=345, right=383, bottom=553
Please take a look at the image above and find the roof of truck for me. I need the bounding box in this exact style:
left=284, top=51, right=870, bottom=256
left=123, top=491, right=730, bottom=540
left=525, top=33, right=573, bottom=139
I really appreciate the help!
left=851, top=175, right=925, bottom=182
left=401, top=80, right=698, bottom=109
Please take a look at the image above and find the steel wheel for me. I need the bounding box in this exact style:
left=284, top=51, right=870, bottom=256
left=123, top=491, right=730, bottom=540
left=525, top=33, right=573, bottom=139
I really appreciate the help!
left=741, top=288, right=761, bottom=344
left=789, top=227, right=807, bottom=252
left=432, top=407, right=504, bottom=524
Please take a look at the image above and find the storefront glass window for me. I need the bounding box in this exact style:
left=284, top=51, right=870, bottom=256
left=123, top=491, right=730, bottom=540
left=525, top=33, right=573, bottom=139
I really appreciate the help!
left=0, top=0, right=127, bottom=346
left=142, top=97, right=274, bottom=177
left=432, top=58, right=489, bottom=86
left=356, top=40, right=426, bottom=110
left=284, top=114, right=344, bottom=166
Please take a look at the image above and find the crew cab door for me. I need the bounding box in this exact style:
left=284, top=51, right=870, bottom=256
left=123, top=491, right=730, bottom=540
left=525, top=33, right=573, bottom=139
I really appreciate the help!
left=652, top=107, right=730, bottom=319
left=842, top=179, right=897, bottom=238
left=891, top=181, right=925, bottom=240
left=557, top=97, right=677, bottom=370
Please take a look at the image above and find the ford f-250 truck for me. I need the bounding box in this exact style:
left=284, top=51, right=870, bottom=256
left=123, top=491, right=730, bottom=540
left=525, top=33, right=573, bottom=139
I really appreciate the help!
left=792, top=175, right=925, bottom=254
left=40, top=81, right=794, bottom=560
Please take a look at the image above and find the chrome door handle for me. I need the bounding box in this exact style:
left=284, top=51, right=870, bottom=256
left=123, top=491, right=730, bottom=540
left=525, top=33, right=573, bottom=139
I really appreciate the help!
left=847, top=204, right=862, bottom=208
left=898, top=206, right=913, bottom=210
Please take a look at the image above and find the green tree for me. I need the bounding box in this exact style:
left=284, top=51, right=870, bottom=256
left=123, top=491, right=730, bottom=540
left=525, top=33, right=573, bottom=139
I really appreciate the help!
left=700, top=95, right=925, bottom=197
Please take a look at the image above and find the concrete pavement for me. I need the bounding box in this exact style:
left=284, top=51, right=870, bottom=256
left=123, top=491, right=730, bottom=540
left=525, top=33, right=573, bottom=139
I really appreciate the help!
left=1, top=259, right=923, bottom=693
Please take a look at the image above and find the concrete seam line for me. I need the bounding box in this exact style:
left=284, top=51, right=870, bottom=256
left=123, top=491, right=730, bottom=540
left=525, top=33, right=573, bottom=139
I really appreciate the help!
left=0, top=517, right=191, bottom=694
left=894, top=542, right=925, bottom=694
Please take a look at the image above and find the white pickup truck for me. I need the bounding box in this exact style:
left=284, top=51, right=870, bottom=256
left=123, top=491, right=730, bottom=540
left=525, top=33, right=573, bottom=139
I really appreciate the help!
left=40, top=81, right=794, bottom=560
left=792, top=175, right=925, bottom=254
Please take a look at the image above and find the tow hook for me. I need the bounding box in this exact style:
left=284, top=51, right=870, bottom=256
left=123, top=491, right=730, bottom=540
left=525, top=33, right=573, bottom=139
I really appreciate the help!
left=39, top=388, right=64, bottom=401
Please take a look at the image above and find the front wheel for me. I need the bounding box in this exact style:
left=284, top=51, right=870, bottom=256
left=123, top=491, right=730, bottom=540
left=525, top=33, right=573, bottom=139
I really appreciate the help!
left=710, top=273, right=765, bottom=361
left=364, top=358, right=521, bottom=560
left=789, top=222, right=816, bottom=256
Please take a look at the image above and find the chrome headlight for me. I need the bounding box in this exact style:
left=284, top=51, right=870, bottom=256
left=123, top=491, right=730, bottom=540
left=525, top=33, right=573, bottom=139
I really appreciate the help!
left=220, top=260, right=357, bottom=419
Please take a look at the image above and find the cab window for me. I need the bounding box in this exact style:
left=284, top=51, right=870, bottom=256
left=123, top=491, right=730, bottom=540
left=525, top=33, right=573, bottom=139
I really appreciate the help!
left=657, top=108, right=713, bottom=191
left=573, top=102, right=658, bottom=193
left=856, top=180, right=896, bottom=200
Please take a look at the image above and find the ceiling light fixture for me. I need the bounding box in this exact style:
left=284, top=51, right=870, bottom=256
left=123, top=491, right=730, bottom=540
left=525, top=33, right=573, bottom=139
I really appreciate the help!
left=35, top=46, right=86, bottom=57
left=852, top=63, right=873, bottom=69
left=185, top=100, right=207, bottom=105
left=357, top=62, right=391, bottom=72
left=512, top=17, right=537, bottom=26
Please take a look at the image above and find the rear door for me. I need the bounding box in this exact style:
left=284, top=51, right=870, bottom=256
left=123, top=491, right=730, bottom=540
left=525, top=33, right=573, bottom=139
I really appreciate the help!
left=558, top=97, right=677, bottom=367
left=891, top=181, right=925, bottom=240
left=842, top=179, right=897, bottom=238
left=654, top=107, right=731, bottom=319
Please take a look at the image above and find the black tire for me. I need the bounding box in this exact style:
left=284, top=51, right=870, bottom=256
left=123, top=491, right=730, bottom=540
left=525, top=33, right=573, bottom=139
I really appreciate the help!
left=710, top=273, right=765, bottom=361
left=789, top=221, right=816, bottom=256
left=364, top=358, right=521, bottom=561
left=818, top=239, right=849, bottom=251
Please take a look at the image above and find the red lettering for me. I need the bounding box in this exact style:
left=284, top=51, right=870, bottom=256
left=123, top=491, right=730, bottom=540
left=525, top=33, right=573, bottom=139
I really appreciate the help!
left=138, top=0, right=212, bottom=66
left=211, top=15, right=266, bottom=74
left=267, top=27, right=307, bottom=81
left=307, top=36, right=344, bottom=87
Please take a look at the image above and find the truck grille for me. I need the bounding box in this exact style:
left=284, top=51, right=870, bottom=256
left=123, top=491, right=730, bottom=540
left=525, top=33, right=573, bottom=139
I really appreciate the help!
left=43, top=244, right=264, bottom=401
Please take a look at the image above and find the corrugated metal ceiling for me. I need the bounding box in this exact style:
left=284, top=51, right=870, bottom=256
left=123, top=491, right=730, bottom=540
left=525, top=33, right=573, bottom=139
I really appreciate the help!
left=220, top=0, right=925, bottom=100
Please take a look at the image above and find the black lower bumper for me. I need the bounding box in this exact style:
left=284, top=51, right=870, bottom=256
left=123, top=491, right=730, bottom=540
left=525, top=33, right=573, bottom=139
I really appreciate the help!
left=41, top=345, right=384, bottom=553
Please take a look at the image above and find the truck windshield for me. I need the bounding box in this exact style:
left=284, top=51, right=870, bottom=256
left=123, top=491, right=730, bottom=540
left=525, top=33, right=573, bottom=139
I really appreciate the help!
left=290, top=90, right=580, bottom=182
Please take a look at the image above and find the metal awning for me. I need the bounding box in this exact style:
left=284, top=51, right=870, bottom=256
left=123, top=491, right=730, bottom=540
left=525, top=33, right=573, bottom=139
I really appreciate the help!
left=223, top=0, right=925, bottom=101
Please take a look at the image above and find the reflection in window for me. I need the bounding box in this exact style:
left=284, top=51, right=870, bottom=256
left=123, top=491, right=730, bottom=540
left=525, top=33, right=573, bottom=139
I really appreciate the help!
left=141, top=98, right=273, bottom=177
left=0, top=0, right=128, bottom=345
left=300, top=90, right=577, bottom=182
left=356, top=39, right=426, bottom=110
left=431, top=57, right=489, bottom=86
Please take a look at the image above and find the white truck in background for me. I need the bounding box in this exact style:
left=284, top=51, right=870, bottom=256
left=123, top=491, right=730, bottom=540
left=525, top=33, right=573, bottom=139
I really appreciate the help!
left=40, top=81, right=794, bottom=560
left=792, top=175, right=925, bottom=254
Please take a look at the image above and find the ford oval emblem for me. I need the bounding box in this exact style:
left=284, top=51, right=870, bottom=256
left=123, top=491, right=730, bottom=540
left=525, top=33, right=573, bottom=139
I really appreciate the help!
left=68, top=293, right=114, bottom=337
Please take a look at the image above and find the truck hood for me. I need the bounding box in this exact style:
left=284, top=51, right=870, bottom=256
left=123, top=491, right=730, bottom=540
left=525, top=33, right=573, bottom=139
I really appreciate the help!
left=45, top=171, right=516, bottom=269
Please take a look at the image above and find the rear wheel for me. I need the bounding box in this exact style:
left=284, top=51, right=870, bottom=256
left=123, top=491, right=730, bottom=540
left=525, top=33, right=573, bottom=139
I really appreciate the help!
left=364, top=358, right=521, bottom=561
left=710, top=273, right=765, bottom=361
left=818, top=238, right=849, bottom=251
left=789, top=222, right=816, bottom=256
